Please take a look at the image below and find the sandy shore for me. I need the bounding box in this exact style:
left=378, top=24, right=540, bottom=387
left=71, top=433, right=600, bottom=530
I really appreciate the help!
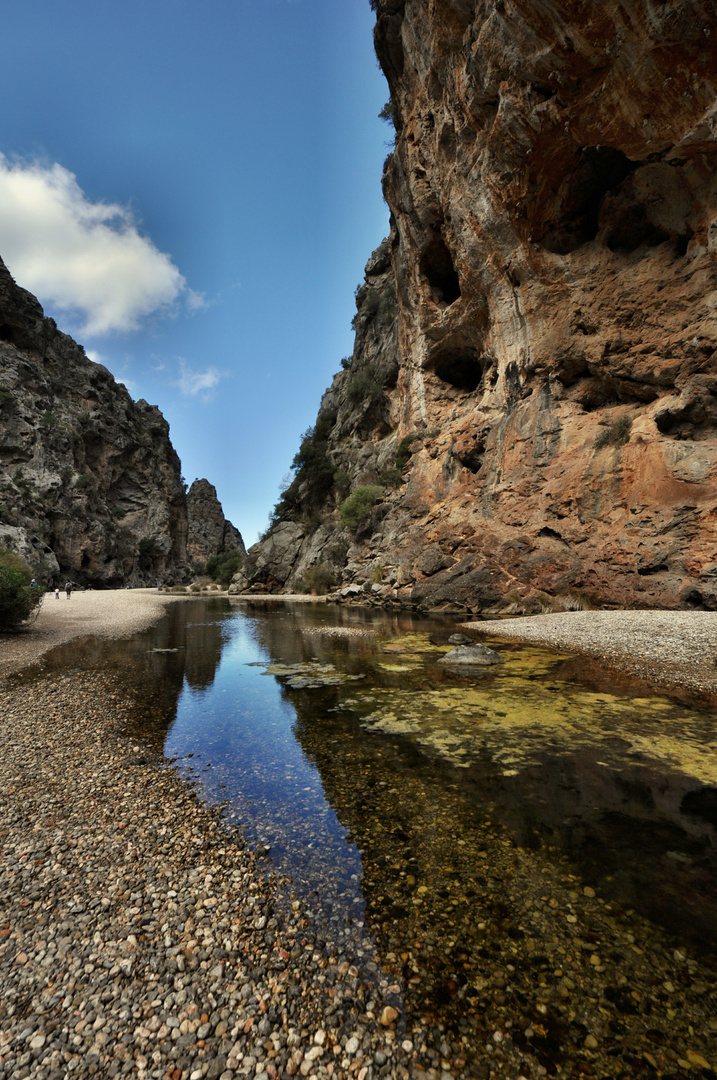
left=0, top=588, right=179, bottom=679
left=466, top=609, right=717, bottom=698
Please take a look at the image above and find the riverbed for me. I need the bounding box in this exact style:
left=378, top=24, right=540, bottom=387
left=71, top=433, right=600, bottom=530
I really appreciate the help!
left=5, top=596, right=715, bottom=1079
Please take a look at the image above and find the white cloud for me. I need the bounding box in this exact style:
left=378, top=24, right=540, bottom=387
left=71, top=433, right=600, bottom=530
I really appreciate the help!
left=0, top=155, right=198, bottom=336
left=177, top=359, right=222, bottom=399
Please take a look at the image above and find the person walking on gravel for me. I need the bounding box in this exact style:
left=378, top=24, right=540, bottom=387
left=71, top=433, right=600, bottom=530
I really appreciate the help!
left=65, top=581, right=72, bottom=599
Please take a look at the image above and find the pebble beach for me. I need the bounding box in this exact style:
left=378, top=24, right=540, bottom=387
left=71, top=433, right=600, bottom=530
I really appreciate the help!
left=0, top=593, right=410, bottom=1080
left=1, top=594, right=717, bottom=1080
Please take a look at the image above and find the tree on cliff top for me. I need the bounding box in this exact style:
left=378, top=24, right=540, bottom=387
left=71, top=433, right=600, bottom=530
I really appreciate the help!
left=0, top=549, right=43, bottom=631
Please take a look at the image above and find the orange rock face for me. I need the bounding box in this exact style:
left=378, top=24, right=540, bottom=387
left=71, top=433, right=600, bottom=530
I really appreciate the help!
left=254, top=0, right=717, bottom=611
left=373, top=0, right=717, bottom=610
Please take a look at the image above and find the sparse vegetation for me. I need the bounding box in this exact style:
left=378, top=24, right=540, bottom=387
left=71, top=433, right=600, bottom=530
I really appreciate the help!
left=594, top=416, right=632, bottom=449
left=339, top=485, right=384, bottom=532
left=0, top=548, right=42, bottom=630
left=395, top=431, right=421, bottom=471
left=74, top=473, right=96, bottom=491
left=378, top=98, right=398, bottom=130
left=298, top=562, right=337, bottom=595
left=205, top=551, right=243, bottom=586
left=138, top=535, right=160, bottom=571
left=270, top=406, right=339, bottom=524
left=346, top=364, right=384, bottom=408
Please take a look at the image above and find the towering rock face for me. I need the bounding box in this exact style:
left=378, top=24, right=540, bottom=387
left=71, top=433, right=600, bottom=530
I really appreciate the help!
left=248, top=0, right=717, bottom=612
left=186, top=479, right=245, bottom=569
left=0, top=256, right=239, bottom=586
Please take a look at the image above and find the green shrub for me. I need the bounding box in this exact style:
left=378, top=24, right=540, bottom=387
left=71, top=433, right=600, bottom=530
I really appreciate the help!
left=395, top=432, right=420, bottom=471
left=299, top=562, right=337, bottom=595
left=270, top=406, right=339, bottom=523
left=346, top=364, right=385, bottom=408
left=74, top=473, right=96, bottom=491
left=334, top=470, right=351, bottom=500
left=112, top=507, right=127, bottom=519
left=0, top=549, right=42, bottom=630
left=138, top=535, right=160, bottom=571
left=205, top=551, right=243, bottom=586
left=339, top=485, right=384, bottom=532
left=594, top=416, right=632, bottom=450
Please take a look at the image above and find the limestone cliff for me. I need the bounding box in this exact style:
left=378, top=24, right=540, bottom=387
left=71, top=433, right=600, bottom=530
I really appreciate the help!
left=245, top=0, right=717, bottom=613
left=0, top=256, right=239, bottom=586
left=186, top=479, right=245, bottom=568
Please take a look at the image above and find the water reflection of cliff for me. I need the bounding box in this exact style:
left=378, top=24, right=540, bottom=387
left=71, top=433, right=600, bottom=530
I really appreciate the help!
left=39, top=597, right=230, bottom=749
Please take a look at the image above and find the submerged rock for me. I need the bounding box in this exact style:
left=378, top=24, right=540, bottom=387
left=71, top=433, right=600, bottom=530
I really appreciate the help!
left=438, top=643, right=504, bottom=666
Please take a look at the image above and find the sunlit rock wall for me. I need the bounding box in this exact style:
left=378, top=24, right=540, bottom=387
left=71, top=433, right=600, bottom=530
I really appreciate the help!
left=249, top=0, right=717, bottom=612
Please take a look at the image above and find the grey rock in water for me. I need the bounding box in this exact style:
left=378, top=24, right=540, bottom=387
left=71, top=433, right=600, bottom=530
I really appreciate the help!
left=438, top=643, right=504, bottom=666
left=448, top=633, right=475, bottom=645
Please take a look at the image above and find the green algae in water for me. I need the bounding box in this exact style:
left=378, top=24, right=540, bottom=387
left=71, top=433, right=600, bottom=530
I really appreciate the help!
left=328, top=639, right=717, bottom=783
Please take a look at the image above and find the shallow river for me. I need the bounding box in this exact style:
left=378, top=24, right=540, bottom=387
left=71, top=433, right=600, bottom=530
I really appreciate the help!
left=41, top=597, right=717, bottom=1074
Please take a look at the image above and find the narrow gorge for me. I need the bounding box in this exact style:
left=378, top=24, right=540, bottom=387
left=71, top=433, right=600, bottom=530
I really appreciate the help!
left=242, top=0, right=717, bottom=614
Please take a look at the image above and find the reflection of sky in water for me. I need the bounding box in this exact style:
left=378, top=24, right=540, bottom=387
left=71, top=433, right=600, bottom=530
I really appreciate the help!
left=164, top=614, right=370, bottom=948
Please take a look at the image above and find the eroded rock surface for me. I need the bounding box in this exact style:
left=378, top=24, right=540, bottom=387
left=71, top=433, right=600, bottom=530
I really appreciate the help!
left=0, top=257, right=238, bottom=585
left=247, top=0, right=717, bottom=613
left=186, top=479, right=245, bottom=570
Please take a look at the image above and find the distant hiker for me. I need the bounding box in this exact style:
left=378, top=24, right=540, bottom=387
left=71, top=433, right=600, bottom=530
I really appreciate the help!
left=65, top=581, right=72, bottom=599
left=55, top=587, right=60, bottom=600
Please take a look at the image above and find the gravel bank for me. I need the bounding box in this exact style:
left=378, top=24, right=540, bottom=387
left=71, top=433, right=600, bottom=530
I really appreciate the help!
left=0, top=672, right=406, bottom=1080
left=467, top=610, right=717, bottom=698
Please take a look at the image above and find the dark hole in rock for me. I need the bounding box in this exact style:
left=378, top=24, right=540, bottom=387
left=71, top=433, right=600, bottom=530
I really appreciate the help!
left=637, top=563, right=668, bottom=576
left=541, top=147, right=636, bottom=255
left=604, top=204, right=671, bottom=253
left=431, top=350, right=483, bottom=392
left=538, top=527, right=565, bottom=542
left=0, top=322, right=33, bottom=351
left=681, top=788, right=717, bottom=827
left=420, top=237, right=461, bottom=305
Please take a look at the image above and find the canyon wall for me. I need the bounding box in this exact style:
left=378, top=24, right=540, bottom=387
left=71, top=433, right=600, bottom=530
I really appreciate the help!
left=244, top=0, right=717, bottom=613
left=0, top=256, right=240, bottom=586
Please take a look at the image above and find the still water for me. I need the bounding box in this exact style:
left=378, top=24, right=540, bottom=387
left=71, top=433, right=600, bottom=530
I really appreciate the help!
left=38, top=597, right=717, bottom=1072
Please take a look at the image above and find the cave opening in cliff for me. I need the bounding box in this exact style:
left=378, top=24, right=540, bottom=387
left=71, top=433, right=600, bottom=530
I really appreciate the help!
left=541, top=147, right=636, bottom=255
left=420, top=237, right=461, bottom=305
left=430, top=348, right=483, bottom=392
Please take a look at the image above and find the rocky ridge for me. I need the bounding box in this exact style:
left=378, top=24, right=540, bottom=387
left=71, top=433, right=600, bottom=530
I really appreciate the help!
left=242, top=0, right=717, bottom=614
left=0, top=257, right=240, bottom=586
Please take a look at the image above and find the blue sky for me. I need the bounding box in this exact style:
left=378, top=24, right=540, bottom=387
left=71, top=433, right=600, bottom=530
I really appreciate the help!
left=0, top=0, right=390, bottom=543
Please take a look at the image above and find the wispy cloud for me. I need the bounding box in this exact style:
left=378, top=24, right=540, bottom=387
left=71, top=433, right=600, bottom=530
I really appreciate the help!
left=177, top=359, right=222, bottom=400
left=0, top=154, right=199, bottom=336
